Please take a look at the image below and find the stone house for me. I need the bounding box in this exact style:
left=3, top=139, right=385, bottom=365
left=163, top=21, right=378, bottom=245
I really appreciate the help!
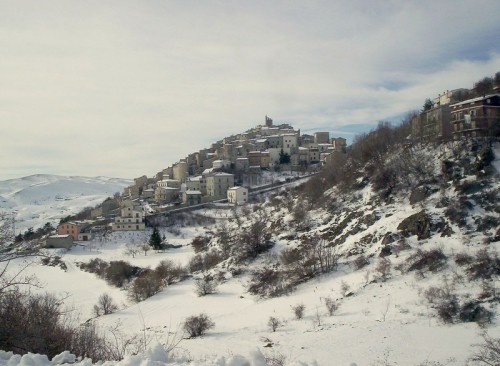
left=330, top=137, right=347, bottom=152
left=45, top=235, right=73, bottom=249
left=154, top=187, right=180, bottom=203
left=173, top=162, right=188, bottom=183
left=281, top=134, right=298, bottom=152
left=314, top=132, right=330, bottom=144
left=182, top=190, right=202, bottom=205
left=248, top=151, right=262, bottom=167
left=111, top=199, right=145, bottom=231
left=235, top=158, right=250, bottom=171
left=186, top=176, right=207, bottom=195
left=227, top=186, right=248, bottom=205
left=206, top=173, right=235, bottom=198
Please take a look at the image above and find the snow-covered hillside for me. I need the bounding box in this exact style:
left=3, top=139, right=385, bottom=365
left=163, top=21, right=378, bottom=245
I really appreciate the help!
left=0, top=174, right=131, bottom=231
left=2, top=142, right=499, bottom=366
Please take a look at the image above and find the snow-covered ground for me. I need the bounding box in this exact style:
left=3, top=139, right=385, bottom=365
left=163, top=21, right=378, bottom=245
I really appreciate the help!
left=0, top=174, right=131, bottom=231
left=5, top=210, right=498, bottom=365
left=1, top=144, right=499, bottom=365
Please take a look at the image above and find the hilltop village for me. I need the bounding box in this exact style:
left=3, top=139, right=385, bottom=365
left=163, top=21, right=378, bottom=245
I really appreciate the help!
left=130, top=116, right=346, bottom=203
left=50, top=117, right=347, bottom=244
left=51, top=79, right=500, bottom=245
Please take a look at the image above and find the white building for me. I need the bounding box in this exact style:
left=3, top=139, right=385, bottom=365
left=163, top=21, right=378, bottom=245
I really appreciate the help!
left=111, top=199, right=145, bottom=231
left=227, top=186, right=248, bottom=205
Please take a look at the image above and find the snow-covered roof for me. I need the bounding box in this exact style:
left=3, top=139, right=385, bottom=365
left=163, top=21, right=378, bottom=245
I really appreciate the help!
left=185, top=190, right=202, bottom=195
left=450, top=93, right=500, bottom=107
left=213, top=172, right=233, bottom=177
left=227, top=186, right=247, bottom=191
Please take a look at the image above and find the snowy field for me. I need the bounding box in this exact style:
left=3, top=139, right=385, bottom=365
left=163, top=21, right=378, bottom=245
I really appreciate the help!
left=5, top=212, right=498, bottom=366
left=0, top=174, right=131, bottom=231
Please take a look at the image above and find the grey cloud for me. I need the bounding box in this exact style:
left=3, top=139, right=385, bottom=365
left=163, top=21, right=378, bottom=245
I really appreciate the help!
left=1, top=1, right=499, bottom=180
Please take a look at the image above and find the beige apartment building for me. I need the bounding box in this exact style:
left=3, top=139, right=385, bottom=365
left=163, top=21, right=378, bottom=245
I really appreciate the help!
left=206, top=173, right=235, bottom=198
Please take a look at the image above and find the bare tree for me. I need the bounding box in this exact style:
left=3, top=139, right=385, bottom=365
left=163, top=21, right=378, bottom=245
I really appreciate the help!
left=291, top=303, right=305, bottom=320
left=93, top=293, right=118, bottom=316
left=124, top=243, right=140, bottom=258
left=194, top=274, right=218, bottom=296
left=468, top=332, right=500, bottom=366
left=323, top=297, right=338, bottom=316
left=267, top=316, right=282, bottom=332
left=0, top=213, right=41, bottom=293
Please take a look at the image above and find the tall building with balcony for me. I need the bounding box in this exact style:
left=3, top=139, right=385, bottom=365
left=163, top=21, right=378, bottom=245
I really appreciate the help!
left=450, top=94, right=500, bottom=139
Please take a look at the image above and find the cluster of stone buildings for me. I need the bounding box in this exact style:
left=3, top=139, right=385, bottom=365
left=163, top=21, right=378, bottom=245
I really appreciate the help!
left=122, top=116, right=346, bottom=208
left=412, top=88, right=500, bottom=143
left=50, top=117, right=345, bottom=233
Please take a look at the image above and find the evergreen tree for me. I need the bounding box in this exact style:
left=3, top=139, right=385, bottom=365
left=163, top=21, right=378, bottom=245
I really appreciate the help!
left=279, top=148, right=291, bottom=164
left=149, top=227, right=162, bottom=250
left=422, top=98, right=433, bottom=112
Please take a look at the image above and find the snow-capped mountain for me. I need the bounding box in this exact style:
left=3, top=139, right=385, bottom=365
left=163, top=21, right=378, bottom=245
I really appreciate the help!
left=0, top=174, right=132, bottom=231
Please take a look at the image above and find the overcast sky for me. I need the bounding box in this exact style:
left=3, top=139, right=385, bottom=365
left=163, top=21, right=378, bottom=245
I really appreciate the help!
left=1, top=1, right=499, bottom=181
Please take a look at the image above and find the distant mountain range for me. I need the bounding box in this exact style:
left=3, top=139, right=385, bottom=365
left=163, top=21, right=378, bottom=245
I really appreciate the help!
left=0, top=174, right=132, bottom=232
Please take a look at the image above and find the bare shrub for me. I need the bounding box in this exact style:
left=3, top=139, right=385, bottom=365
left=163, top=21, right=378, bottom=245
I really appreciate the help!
left=292, top=303, right=305, bottom=320
left=444, top=204, right=468, bottom=227
left=455, top=252, right=474, bottom=266
left=264, top=350, right=288, bottom=366
left=183, top=314, right=215, bottom=338
left=478, top=281, right=496, bottom=300
left=247, top=268, right=292, bottom=298
left=423, top=283, right=459, bottom=324
left=190, top=235, right=210, bottom=253
left=93, top=293, right=118, bottom=317
left=466, top=249, right=500, bottom=280
left=0, top=289, right=112, bottom=360
left=298, top=236, right=339, bottom=277
left=79, top=258, right=109, bottom=277
left=292, top=199, right=310, bottom=229
left=129, top=270, right=164, bottom=302
left=188, top=251, right=223, bottom=273
left=375, top=257, right=391, bottom=281
left=372, top=163, right=398, bottom=198
left=154, top=259, right=187, bottom=285
left=194, top=274, right=218, bottom=296
left=105, top=261, right=141, bottom=288
left=280, top=247, right=302, bottom=266
left=406, top=248, right=447, bottom=273
left=268, top=316, right=282, bottom=332
left=324, top=297, right=338, bottom=316
left=188, top=254, right=204, bottom=273
left=468, top=332, right=500, bottom=366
